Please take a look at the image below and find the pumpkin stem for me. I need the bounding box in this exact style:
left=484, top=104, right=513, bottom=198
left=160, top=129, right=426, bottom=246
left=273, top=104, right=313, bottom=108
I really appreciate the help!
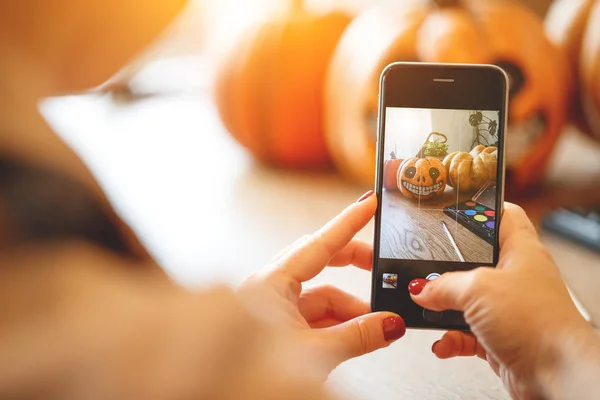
left=432, top=0, right=461, bottom=7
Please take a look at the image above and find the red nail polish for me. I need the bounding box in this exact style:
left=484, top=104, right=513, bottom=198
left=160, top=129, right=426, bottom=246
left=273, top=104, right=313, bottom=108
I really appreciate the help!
left=408, top=279, right=429, bottom=296
left=383, top=316, right=406, bottom=341
left=357, top=190, right=374, bottom=203
left=432, top=340, right=441, bottom=354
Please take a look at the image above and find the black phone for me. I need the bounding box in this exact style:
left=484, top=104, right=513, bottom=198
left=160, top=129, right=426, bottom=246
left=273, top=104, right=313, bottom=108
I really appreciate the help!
left=371, top=62, right=508, bottom=331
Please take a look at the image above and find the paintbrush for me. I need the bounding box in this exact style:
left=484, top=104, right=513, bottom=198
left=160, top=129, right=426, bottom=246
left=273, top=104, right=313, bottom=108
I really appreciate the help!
left=441, top=220, right=465, bottom=262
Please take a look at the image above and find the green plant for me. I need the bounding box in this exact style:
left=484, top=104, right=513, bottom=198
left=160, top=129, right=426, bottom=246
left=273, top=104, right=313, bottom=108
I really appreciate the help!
left=469, top=111, right=499, bottom=147
left=423, top=138, right=449, bottom=157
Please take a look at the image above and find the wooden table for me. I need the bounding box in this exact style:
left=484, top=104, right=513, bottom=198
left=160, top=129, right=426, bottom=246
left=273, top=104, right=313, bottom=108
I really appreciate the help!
left=381, top=188, right=493, bottom=263
left=40, top=56, right=600, bottom=400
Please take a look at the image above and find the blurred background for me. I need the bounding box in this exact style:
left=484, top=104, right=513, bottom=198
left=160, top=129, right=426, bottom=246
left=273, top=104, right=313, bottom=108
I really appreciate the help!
left=37, top=0, right=600, bottom=398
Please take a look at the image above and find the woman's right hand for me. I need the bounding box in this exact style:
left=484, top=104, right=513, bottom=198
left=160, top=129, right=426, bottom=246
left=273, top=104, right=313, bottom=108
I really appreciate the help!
left=409, top=203, right=600, bottom=400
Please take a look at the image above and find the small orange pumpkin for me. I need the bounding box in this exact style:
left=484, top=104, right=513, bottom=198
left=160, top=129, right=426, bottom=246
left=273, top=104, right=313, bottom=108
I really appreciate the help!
left=443, top=145, right=498, bottom=192
left=545, top=0, right=600, bottom=141
left=214, top=1, right=351, bottom=169
left=325, top=0, right=569, bottom=193
left=397, top=157, right=447, bottom=200
left=383, top=151, right=404, bottom=190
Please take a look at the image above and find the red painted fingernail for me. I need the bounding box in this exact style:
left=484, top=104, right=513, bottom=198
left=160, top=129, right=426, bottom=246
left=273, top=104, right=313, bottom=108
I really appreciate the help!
left=408, top=279, right=429, bottom=296
left=357, top=190, right=374, bottom=203
left=383, top=316, right=406, bottom=341
left=432, top=340, right=441, bottom=354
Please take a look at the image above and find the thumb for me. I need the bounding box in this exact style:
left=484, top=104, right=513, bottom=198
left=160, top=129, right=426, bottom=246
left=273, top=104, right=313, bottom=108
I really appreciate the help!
left=409, top=269, right=488, bottom=312
left=323, top=312, right=405, bottom=365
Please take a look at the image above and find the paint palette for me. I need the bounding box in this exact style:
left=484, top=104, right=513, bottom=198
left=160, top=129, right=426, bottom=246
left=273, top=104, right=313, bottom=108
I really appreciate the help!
left=443, top=183, right=497, bottom=245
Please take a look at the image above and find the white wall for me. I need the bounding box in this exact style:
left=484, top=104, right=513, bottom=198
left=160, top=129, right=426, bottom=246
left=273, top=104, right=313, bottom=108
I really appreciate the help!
left=383, top=108, right=499, bottom=161
left=383, top=108, right=432, bottom=160
left=430, top=109, right=498, bottom=153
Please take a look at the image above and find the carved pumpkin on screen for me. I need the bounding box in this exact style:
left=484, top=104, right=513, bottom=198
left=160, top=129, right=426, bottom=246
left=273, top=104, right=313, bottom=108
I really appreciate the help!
left=398, top=157, right=447, bottom=200
left=214, top=1, right=351, bottom=169
left=443, top=145, right=498, bottom=192
left=545, top=0, right=600, bottom=141
left=324, top=0, right=570, bottom=193
left=383, top=151, right=404, bottom=190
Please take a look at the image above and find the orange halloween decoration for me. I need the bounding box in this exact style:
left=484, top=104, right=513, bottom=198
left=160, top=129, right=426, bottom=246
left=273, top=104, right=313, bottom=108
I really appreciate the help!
left=325, top=0, right=569, bottom=192
left=443, top=145, right=498, bottom=192
left=3, top=0, right=187, bottom=93
left=546, top=0, right=600, bottom=141
left=383, top=151, right=404, bottom=190
left=398, top=157, right=447, bottom=200
left=214, top=1, right=351, bottom=169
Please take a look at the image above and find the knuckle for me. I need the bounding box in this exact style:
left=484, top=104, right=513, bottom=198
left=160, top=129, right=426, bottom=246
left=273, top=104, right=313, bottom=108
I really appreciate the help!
left=298, top=234, right=312, bottom=244
left=348, top=319, right=372, bottom=356
left=470, top=267, right=492, bottom=287
left=290, top=234, right=313, bottom=250
left=274, top=271, right=302, bottom=298
left=319, top=284, right=337, bottom=294
left=240, top=271, right=261, bottom=286
left=311, top=233, right=335, bottom=261
left=466, top=267, right=493, bottom=298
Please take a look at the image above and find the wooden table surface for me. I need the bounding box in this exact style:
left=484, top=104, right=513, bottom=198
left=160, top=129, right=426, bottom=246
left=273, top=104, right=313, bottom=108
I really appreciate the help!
left=40, top=56, right=600, bottom=400
left=381, top=188, right=493, bottom=263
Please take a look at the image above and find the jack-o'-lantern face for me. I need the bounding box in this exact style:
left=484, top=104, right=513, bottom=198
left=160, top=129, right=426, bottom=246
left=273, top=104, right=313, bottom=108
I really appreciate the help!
left=398, top=157, right=447, bottom=200
left=324, top=0, right=570, bottom=194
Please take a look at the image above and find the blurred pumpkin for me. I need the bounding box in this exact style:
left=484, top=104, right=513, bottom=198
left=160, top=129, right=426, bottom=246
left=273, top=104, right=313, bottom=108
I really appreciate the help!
left=545, top=0, right=600, bottom=141
left=398, top=157, right=447, bottom=200
left=383, top=151, right=404, bottom=190
left=443, top=145, right=498, bottom=192
left=214, top=1, right=351, bottom=169
left=0, top=0, right=187, bottom=94
left=324, top=0, right=570, bottom=193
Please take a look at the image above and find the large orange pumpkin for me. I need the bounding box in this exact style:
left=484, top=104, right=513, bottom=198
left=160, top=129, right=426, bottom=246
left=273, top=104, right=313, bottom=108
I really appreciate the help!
left=324, top=0, right=570, bottom=193
left=545, top=0, right=600, bottom=141
left=214, top=1, right=351, bottom=169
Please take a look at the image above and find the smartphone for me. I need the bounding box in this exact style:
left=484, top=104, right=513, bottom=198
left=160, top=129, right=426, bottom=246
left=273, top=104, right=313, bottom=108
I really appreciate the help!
left=371, top=62, right=508, bottom=330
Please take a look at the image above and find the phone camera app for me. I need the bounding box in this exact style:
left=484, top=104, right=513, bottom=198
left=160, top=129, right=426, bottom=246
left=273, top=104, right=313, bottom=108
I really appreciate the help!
left=380, top=108, right=499, bottom=264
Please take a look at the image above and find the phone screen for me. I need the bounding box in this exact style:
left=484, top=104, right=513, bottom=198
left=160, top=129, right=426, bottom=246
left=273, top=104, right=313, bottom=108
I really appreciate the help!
left=380, top=108, right=499, bottom=264
left=372, top=63, right=508, bottom=330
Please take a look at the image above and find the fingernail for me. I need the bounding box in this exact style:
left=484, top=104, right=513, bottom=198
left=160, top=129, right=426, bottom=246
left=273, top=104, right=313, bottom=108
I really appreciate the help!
left=357, top=190, right=374, bottom=203
left=408, top=279, right=429, bottom=296
left=382, top=316, right=406, bottom=341
left=432, top=340, right=441, bottom=354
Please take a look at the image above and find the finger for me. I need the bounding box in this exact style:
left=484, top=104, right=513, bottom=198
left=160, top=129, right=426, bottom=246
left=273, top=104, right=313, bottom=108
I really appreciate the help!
left=328, top=239, right=373, bottom=271
left=308, top=318, right=343, bottom=329
left=277, top=193, right=377, bottom=282
left=269, top=235, right=311, bottom=265
left=298, top=285, right=370, bottom=324
left=409, top=268, right=489, bottom=312
left=323, top=312, right=405, bottom=365
left=271, top=238, right=371, bottom=274
left=499, top=202, right=539, bottom=254
left=487, top=353, right=501, bottom=377
left=431, top=331, right=486, bottom=360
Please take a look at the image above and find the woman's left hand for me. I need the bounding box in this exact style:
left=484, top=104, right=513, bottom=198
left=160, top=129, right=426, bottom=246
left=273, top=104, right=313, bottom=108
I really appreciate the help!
left=237, top=191, right=406, bottom=374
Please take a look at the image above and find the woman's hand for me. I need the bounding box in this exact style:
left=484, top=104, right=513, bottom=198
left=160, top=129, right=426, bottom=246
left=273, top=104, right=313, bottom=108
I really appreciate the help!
left=409, top=203, right=600, bottom=400
left=237, top=191, right=406, bottom=375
